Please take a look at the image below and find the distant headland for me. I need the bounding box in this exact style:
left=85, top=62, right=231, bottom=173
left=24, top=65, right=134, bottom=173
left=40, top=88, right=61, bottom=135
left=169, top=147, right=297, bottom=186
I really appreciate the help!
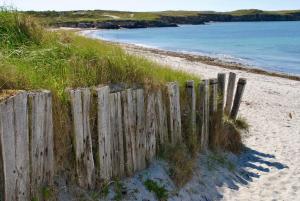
left=28, top=9, right=300, bottom=29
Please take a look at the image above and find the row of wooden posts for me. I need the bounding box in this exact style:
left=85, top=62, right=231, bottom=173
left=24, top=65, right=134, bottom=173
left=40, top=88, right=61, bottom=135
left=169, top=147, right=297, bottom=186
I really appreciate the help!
left=0, top=91, right=54, bottom=201
left=0, top=72, right=246, bottom=200
left=66, top=72, right=246, bottom=189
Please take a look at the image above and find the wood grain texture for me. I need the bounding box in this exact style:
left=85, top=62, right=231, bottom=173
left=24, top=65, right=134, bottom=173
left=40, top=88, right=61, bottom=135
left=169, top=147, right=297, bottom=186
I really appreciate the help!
left=155, top=90, right=168, bottom=150
left=209, top=79, right=218, bottom=148
left=145, top=92, right=157, bottom=164
left=69, top=88, right=95, bottom=188
left=230, top=78, right=247, bottom=120
left=121, top=89, right=135, bottom=176
left=96, top=86, right=112, bottom=181
left=0, top=92, right=30, bottom=201
left=225, top=72, right=236, bottom=115
left=109, top=92, right=125, bottom=178
left=198, top=80, right=210, bottom=151
left=135, top=89, right=146, bottom=171
left=29, top=91, right=55, bottom=197
left=166, top=82, right=182, bottom=145
left=186, top=80, right=196, bottom=137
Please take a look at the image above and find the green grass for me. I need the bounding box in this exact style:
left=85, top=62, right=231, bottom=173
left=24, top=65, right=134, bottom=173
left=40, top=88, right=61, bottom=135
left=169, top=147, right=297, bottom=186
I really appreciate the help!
left=0, top=9, right=199, bottom=95
left=235, top=116, right=250, bottom=131
left=144, top=179, right=168, bottom=201
left=0, top=8, right=199, bottom=171
left=24, top=9, right=300, bottom=26
left=113, top=180, right=123, bottom=201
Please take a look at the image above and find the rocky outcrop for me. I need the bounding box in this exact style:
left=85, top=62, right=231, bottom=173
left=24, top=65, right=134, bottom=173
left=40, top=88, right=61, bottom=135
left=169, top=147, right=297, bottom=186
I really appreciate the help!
left=160, top=13, right=300, bottom=24
left=55, top=12, right=300, bottom=29
left=56, top=20, right=177, bottom=29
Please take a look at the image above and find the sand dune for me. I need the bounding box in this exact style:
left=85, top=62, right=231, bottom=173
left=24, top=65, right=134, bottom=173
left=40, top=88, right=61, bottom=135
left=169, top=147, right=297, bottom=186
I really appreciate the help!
left=121, top=45, right=300, bottom=201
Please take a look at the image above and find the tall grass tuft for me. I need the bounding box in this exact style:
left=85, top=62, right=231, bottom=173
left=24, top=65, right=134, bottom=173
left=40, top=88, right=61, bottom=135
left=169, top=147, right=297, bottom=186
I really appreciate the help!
left=0, top=7, right=44, bottom=48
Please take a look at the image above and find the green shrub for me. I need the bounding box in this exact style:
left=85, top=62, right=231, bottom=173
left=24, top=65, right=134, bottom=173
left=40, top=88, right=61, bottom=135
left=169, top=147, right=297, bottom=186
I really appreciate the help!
left=144, top=179, right=168, bottom=201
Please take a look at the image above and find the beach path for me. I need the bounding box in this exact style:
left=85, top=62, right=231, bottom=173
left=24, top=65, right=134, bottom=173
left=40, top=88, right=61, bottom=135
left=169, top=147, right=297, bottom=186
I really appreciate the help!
left=127, top=48, right=300, bottom=201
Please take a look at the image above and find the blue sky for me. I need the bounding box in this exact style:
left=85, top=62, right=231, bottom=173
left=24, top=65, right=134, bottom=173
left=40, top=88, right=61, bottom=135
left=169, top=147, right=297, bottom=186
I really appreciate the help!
left=1, top=0, right=300, bottom=11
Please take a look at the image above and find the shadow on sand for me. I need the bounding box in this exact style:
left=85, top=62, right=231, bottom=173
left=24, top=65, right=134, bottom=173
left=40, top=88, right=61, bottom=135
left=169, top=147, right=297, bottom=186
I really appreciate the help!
left=192, top=146, right=289, bottom=201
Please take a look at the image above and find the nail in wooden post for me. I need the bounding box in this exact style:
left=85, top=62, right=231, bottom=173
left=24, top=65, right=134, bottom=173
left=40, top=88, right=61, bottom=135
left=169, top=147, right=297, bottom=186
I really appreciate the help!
left=198, top=80, right=210, bottom=151
left=230, top=78, right=247, bottom=120
left=186, top=80, right=196, bottom=137
left=166, top=82, right=182, bottom=145
left=225, top=72, right=236, bottom=115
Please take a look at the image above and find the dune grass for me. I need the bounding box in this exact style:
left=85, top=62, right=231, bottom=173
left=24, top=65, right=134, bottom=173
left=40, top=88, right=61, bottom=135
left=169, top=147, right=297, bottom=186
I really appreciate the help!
left=0, top=9, right=200, bottom=173
left=0, top=9, right=199, bottom=95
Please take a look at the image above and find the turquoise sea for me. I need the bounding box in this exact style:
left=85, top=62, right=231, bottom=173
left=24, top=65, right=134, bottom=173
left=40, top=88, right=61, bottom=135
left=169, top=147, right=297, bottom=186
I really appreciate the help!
left=87, top=21, right=300, bottom=75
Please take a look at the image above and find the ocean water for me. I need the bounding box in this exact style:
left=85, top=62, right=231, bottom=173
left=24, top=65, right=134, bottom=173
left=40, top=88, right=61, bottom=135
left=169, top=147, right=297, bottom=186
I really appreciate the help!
left=86, top=21, right=300, bottom=75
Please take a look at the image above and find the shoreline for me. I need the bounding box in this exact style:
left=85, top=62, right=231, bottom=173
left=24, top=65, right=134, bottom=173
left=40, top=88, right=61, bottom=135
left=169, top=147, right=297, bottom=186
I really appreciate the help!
left=117, top=37, right=300, bottom=201
left=120, top=42, right=300, bottom=82
left=79, top=29, right=300, bottom=81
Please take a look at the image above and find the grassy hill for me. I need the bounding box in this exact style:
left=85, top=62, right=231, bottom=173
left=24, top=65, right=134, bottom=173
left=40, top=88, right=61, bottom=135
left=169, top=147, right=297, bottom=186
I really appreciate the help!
left=25, top=9, right=300, bottom=26
left=0, top=9, right=197, bottom=95
left=0, top=8, right=200, bottom=174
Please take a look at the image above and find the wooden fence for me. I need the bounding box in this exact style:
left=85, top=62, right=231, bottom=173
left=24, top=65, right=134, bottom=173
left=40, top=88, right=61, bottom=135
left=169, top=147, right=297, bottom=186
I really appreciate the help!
left=0, top=90, right=54, bottom=201
left=66, top=72, right=247, bottom=188
left=0, top=72, right=247, bottom=199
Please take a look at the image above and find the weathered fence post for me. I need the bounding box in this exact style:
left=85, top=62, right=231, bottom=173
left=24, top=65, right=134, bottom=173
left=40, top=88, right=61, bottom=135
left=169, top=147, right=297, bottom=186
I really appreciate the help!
left=0, top=92, right=30, bottom=201
left=230, top=78, right=247, bottom=120
left=0, top=90, right=54, bottom=201
left=217, top=73, right=226, bottom=115
left=69, top=88, right=95, bottom=188
left=121, top=89, right=137, bottom=176
left=109, top=91, right=125, bottom=178
left=29, top=91, right=54, bottom=198
left=198, top=80, right=210, bottom=151
left=135, top=89, right=146, bottom=171
left=225, top=72, right=236, bottom=115
left=95, top=86, right=113, bottom=182
left=185, top=80, right=196, bottom=137
left=166, top=82, right=182, bottom=145
left=155, top=90, right=168, bottom=150
left=209, top=78, right=218, bottom=148
left=145, top=92, right=157, bottom=164
left=209, top=79, right=218, bottom=115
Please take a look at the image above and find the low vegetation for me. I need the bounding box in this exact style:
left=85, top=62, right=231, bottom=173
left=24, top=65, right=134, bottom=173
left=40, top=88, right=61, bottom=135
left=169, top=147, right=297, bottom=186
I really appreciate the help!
left=0, top=8, right=199, bottom=175
left=220, top=116, right=249, bottom=154
left=113, top=180, right=123, bottom=201
left=25, top=9, right=300, bottom=26
left=160, top=143, right=196, bottom=187
left=144, top=179, right=168, bottom=201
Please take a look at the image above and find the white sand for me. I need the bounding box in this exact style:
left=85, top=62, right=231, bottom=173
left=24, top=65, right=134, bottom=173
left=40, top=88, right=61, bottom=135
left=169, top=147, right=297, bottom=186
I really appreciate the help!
left=58, top=34, right=300, bottom=201
left=120, top=46, right=300, bottom=201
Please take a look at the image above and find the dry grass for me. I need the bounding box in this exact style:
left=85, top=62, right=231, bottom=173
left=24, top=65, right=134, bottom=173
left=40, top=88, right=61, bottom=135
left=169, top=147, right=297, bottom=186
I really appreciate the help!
left=219, top=118, right=246, bottom=154
left=161, top=143, right=196, bottom=187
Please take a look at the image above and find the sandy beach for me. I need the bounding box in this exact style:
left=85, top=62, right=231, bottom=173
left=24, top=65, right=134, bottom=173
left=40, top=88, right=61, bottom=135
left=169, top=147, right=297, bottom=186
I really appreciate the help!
left=115, top=44, right=300, bottom=201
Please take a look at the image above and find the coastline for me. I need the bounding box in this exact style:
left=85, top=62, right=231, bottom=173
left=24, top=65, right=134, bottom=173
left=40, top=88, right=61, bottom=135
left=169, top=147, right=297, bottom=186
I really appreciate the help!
left=120, top=42, right=300, bottom=81
left=80, top=29, right=300, bottom=81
